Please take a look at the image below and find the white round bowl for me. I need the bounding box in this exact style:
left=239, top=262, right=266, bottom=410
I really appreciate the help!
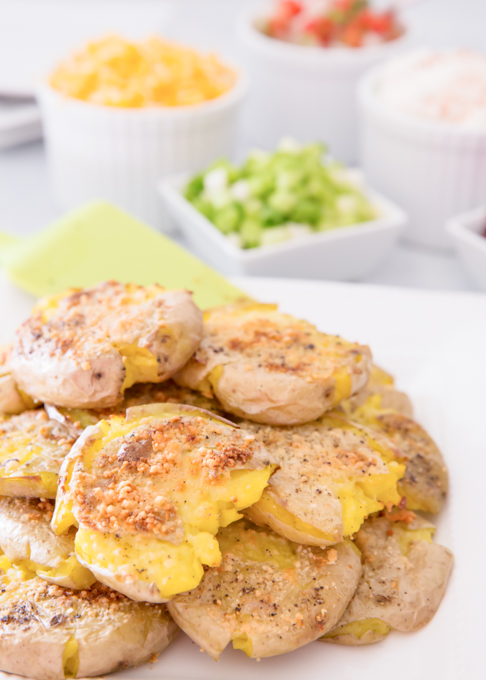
left=359, top=63, right=486, bottom=250
left=37, top=74, right=247, bottom=230
left=238, top=3, right=413, bottom=164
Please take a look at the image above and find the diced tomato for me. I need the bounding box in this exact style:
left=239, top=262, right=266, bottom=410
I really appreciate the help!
left=341, top=20, right=364, bottom=47
left=265, top=0, right=400, bottom=47
left=304, top=17, right=335, bottom=45
left=278, top=1, right=303, bottom=19
left=361, top=10, right=395, bottom=35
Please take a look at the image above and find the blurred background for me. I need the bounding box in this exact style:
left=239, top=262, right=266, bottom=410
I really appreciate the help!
left=1, top=0, right=486, bottom=294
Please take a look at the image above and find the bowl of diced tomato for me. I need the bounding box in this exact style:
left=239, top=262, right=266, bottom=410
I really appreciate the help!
left=239, top=1, right=413, bottom=163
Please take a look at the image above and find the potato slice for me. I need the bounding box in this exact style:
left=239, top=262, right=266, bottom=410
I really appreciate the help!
left=338, top=364, right=447, bottom=513
left=0, top=344, right=35, bottom=416
left=0, top=496, right=95, bottom=590
left=175, top=302, right=372, bottom=425
left=0, top=554, right=178, bottom=680
left=52, top=379, right=226, bottom=430
left=168, top=519, right=361, bottom=659
left=53, top=404, right=275, bottom=602
left=340, top=364, right=413, bottom=420
left=339, top=399, right=447, bottom=513
left=11, top=281, right=203, bottom=409
left=322, top=515, right=453, bottom=645
left=243, top=413, right=405, bottom=546
left=0, top=409, right=78, bottom=499
left=374, top=414, right=448, bottom=514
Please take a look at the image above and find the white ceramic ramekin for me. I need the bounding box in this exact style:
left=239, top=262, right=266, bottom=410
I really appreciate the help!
left=37, top=74, right=247, bottom=230
left=447, top=206, right=486, bottom=290
left=238, top=4, right=413, bottom=164
left=359, top=64, right=486, bottom=250
left=158, top=172, right=406, bottom=280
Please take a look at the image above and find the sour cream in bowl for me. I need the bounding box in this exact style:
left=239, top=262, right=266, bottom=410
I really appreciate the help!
left=359, top=48, right=486, bottom=249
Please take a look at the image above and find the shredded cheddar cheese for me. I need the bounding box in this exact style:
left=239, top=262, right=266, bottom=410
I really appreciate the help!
left=50, top=35, right=237, bottom=107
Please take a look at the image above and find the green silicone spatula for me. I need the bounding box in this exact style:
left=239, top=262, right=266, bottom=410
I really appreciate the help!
left=0, top=202, right=250, bottom=309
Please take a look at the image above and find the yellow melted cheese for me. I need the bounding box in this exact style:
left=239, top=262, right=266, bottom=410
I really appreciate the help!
left=250, top=415, right=405, bottom=540
left=62, top=637, right=79, bottom=679
left=116, top=343, right=160, bottom=392
left=54, top=409, right=274, bottom=599
left=251, top=490, right=337, bottom=543
left=232, top=633, right=253, bottom=657
left=16, top=555, right=96, bottom=590
left=396, top=525, right=434, bottom=555
left=323, top=618, right=391, bottom=641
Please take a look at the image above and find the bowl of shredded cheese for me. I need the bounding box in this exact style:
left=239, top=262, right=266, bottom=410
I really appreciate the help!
left=37, top=35, right=246, bottom=229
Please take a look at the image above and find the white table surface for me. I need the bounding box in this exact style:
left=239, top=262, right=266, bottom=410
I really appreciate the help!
left=0, top=0, right=485, bottom=295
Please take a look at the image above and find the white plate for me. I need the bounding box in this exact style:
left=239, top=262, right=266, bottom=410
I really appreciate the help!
left=1, top=273, right=484, bottom=680
left=159, top=173, right=406, bottom=280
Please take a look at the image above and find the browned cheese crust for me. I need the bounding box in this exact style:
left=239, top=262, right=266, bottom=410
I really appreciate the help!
left=176, top=303, right=372, bottom=425
left=67, top=413, right=270, bottom=540
left=11, top=281, right=203, bottom=409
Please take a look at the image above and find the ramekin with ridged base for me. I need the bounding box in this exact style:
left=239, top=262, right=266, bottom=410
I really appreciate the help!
left=37, top=76, right=247, bottom=230
left=238, top=4, right=413, bottom=164
left=359, top=65, right=486, bottom=250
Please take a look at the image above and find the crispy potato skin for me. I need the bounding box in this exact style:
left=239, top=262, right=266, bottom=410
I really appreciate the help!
left=0, top=576, right=178, bottom=680
left=323, top=516, right=453, bottom=645
left=167, top=521, right=361, bottom=660
left=176, top=304, right=372, bottom=425
left=11, top=282, right=203, bottom=409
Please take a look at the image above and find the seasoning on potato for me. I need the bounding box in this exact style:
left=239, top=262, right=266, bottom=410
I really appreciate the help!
left=0, top=553, right=178, bottom=680
left=11, top=281, right=203, bottom=410
left=322, top=514, right=453, bottom=645
left=242, top=413, right=405, bottom=546
left=50, top=35, right=237, bottom=107
left=338, top=366, right=449, bottom=514
left=175, top=302, right=372, bottom=425
left=167, top=519, right=361, bottom=659
left=52, top=403, right=275, bottom=602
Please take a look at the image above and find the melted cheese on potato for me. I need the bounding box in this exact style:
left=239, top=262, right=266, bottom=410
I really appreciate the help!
left=167, top=519, right=362, bottom=659
left=12, top=282, right=203, bottom=410
left=176, top=302, right=372, bottom=424
left=0, top=410, right=76, bottom=498
left=53, top=405, right=274, bottom=600
left=0, top=496, right=96, bottom=590
left=0, top=553, right=177, bottom=679
left=243, top=414, right=405, bottom=543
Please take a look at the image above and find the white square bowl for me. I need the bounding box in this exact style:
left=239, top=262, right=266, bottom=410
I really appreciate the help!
left=158, top=174, right=407, bottom=280
left=447, top=206, right=486, bottom=291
